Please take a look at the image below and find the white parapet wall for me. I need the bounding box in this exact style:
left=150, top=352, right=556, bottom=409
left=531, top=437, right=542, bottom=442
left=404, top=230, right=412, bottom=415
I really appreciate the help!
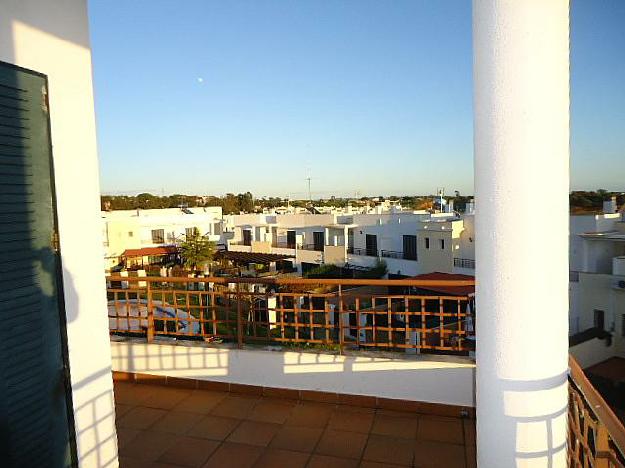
left=110, top=339, right=476, bottom=407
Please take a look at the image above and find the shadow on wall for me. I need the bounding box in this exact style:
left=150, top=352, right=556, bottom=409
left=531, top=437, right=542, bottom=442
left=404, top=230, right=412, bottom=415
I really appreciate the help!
left=479, top=371, right=569, bottom=467
left=109, top=339, right=477, bottom=407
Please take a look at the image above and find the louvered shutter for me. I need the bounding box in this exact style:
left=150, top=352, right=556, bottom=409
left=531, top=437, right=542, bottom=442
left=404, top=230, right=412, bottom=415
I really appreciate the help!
left=0, top=62, right=75, bottom=467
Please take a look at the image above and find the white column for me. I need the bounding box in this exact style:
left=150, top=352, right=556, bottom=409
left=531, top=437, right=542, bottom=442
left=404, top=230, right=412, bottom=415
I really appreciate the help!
left=473, top=1, right=570, bottom=467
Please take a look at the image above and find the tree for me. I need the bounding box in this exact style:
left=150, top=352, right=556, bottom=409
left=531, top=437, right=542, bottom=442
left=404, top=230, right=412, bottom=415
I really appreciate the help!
left=179, top=228, right=216, bottom=272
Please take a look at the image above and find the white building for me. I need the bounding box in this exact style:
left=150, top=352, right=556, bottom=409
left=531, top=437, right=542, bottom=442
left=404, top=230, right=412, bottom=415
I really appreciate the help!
left=226, top=211, right=475, bottom=276
left=569, top=200, right=625, bottom=367
left=102, top=207, right=224, bottom=270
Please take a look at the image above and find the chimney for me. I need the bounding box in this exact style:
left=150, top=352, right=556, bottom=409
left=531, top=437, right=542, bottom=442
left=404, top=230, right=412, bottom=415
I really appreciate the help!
left=603, top=196, right=617, bottom=214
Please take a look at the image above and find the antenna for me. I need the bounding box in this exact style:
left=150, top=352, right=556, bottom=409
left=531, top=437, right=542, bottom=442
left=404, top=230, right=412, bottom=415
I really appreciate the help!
left=306, top=177, right=312, bottom=203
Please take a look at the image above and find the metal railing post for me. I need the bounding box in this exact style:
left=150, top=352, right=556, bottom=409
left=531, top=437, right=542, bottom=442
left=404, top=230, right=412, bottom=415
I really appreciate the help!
left=338, top=284, right=344, bottom=354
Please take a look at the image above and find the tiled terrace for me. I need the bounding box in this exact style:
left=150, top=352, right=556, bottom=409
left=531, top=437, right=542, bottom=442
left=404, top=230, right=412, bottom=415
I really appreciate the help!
left=114, top=380, right=476, bottom=468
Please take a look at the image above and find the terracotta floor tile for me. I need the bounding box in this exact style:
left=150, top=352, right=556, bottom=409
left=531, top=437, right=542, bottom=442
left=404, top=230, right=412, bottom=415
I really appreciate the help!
left=227, top=420, right=281, bottom=447
left=202, top=442, right=263, bottom=468
left=307, top=454, right=359, bottom=468
left=157, top=435, right=220, bottom=467
left=414, top=440, right=466, bottom=468
left=363, top=434, right=415, bottom=466
left=116, top=427, right=141, bottom=450
left=328, top=408, right=374, bottom=433
left=141, top=387, right=192, bottom=410
left=285, top=402, right=333, bottom=428
left=114, top=383, right=155, bottom=406
left=359, top=462, right=405, bottom=468
left=117, top=407, right=168, bottom=430
left=187, top=414, right=241, bottom=441
left=270, top=425, right=324, bottom=453
left=210, top=394, right=259, bottom=419
left=247, top=399, right=295, bottom=424
left=150, top=410, right=204, bottom=434
left=115, top=403, right=134, bottom=420
left=371, top=414, right=419, bottom=439
left=254, top=448, right=310, bottom=468
left=315, top=429, right=368, bottom=460
left=417, top=416, right=464, bottom=445
left=119, top=430, right=177, bottom=462
left=174, top=390, right=228, bottom=414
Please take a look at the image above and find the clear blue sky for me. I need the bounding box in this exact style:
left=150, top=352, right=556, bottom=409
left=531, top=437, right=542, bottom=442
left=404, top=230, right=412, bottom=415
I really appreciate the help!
left=89, top=0, right=624, bottom=198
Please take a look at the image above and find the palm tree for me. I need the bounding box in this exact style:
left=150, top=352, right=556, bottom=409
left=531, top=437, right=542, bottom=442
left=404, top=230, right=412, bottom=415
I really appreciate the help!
left=179, top=228, right=215, bottom=273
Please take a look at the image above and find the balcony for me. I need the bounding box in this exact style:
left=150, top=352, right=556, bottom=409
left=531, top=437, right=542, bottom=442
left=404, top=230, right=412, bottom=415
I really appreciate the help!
left=107, top=276, right=625, bottom=468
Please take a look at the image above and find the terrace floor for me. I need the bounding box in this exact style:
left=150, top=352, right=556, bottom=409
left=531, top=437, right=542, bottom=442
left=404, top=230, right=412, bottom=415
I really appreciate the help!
left=114, top=380, right=477, bottom=468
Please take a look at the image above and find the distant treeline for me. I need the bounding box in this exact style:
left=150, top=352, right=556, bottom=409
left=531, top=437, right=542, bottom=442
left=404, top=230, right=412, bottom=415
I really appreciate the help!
left=101, top=191, right=623, bottom=215
left=570, top=190, right=624, bottom=213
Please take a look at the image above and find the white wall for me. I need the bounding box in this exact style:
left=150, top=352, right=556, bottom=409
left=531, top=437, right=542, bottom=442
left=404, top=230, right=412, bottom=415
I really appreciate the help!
left=1, top=2, right=117, bottom=466
left=110, top=340, right=476, bottom=407
left=569, top=338, right=617, bottom=369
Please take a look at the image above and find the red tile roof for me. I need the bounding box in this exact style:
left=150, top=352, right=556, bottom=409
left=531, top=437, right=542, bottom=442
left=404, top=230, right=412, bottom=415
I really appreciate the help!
left=411, top=272, right=475, bottom=296
left=122, top=246, right=178, bottom=257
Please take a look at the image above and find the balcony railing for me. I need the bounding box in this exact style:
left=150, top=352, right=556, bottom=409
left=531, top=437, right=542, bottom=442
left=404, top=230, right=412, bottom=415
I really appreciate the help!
left=106, top=276, right=475, bottom=354
left=299, top=243, right=324, bottom=252
left=568, top=356, right=625, bottom=467
left=348, top=247, right=378, bottom=257
left=271, top=241, right=296, bottom=249
left=380, top=250, right=418, bottom=261
left=454, top=258, right=476, bottom=269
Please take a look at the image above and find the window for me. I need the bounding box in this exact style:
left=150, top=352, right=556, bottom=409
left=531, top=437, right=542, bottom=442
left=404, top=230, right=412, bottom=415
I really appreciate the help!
left=242, top=229, right=252, bottom=246
left=403, top=235, right=417, bottom=260
left=151, top=229, right=165, bottom=244
left=365, top=234, right=378, bottom=257
left=185, top=227, right=196, bottom=238
left=425, top=237, right=430, bottom=249
left=128, top=231, right=133, bottom=237
left=313, top=231, right=325, bottom=251
left=594, top=309, right=605, bottom=331
left=440, top=239, right=445, bottom=250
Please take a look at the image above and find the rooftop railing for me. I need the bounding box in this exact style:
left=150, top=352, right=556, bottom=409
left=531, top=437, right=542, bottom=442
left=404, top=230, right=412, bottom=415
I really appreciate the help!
left=568, top=356, right=625, bottom=467
left=381, top=250, right=418, bottom=261
left=106, top=276, right=475, bottom=354
left=347, top=247, right=378, bottom=257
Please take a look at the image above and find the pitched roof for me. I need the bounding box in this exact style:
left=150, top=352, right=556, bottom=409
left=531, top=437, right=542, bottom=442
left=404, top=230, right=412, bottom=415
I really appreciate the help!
left=122, top=246, right=178, bottom=257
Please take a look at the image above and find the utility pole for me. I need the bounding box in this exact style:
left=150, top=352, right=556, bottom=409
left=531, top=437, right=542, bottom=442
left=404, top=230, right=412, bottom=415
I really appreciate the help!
left=306, top=177, right=312, bottom=204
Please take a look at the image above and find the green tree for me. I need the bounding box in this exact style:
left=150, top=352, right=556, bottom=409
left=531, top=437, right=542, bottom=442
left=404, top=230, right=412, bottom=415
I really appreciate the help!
left=179, top=228, right=216, bottom=272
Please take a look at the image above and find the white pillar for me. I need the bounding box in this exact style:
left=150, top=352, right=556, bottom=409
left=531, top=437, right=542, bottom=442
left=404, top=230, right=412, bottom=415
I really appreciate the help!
left=473, top=1, right=570, bottom=467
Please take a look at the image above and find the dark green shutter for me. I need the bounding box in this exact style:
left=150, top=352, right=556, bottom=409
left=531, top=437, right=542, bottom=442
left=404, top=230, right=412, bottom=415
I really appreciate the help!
left=0, top=62, right=76, bottom=467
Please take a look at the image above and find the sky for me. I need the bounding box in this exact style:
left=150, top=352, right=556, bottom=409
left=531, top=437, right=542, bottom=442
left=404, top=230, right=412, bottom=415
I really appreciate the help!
left=89, top=0, right=625, bottom=198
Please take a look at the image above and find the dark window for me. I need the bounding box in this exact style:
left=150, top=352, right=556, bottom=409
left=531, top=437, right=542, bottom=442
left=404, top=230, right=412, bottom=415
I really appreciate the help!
left=151, top=229, right=165, bottom=244
left=313, top=231, right=324, bottom=251
left=403, top=235, right=417, bottom=260
left=594, top=309, right=605, bottom=331
left=366, top=234, right=378, bottom=256
left=287, top=230, right=296, bottom=248
left=242, top=229, right=252, bottom=246
left=425, top=237, right=430, bottom=249
left=185, top=227, right=196, bottom=238
left=128, top=231, right=133, bottom=237
left=440, top=239, right=445, bottom=250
